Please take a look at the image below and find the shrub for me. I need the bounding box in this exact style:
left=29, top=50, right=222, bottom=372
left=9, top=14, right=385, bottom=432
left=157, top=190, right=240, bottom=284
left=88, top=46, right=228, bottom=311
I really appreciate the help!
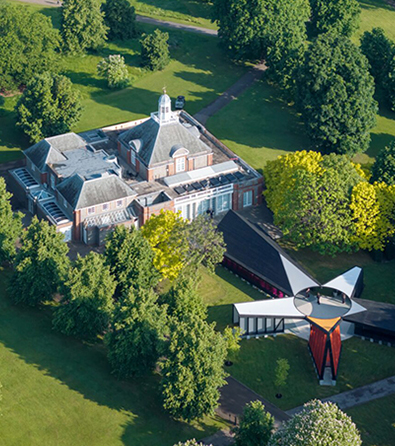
left=97, top=55, right=130, bottom=89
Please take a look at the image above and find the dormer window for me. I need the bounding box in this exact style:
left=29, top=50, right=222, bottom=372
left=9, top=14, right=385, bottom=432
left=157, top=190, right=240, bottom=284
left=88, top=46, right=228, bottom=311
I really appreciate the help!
left=176, top=157, right=185, bottom=173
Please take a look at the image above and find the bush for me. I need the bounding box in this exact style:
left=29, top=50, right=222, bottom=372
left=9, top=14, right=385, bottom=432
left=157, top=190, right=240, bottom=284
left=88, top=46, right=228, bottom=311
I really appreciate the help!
left=102, top=0, right=137, bottom=41
left=140, top=29, right=170, bottom=71
left=97, top=55, right=130, bottom=89
left=16, top=73, right=82, bottom=143
left=372, top=140, right=395, bottom=185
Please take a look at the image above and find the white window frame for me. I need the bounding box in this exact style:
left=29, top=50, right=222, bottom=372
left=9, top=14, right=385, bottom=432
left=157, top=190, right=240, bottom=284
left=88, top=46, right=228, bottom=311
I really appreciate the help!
left=88, top=206, right=95, bottom=215
left=175, top=157, right=186, bottom=173
left=131, top=150, right=136, bottom=166
left=116, top=199, right=123, bottom=208
left=103, top=203, right=109, bottom=212
left=243, top=190, right=253, bottom=208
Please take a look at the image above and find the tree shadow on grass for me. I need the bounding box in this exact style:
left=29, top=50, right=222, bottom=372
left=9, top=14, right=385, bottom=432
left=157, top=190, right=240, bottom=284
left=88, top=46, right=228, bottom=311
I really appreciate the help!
left=358, top=0, right=395, bottom=11
left=0, top=291, right=216, bottom=445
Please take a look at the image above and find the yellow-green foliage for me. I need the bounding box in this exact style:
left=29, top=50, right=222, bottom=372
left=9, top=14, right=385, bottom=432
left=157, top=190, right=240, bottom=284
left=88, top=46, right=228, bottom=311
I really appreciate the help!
left=350, top=182, right=395, bottom=251
left=141, top=210, right=187, bottom=281
left=264, top=150, right=323, bottom=215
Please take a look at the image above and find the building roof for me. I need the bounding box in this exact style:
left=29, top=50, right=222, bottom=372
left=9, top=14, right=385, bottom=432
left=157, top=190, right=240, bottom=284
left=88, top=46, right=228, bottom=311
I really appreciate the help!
left=118, top=117, right=211, bottom=166
left=57, top=173, right=136, bottom=210
left=24, top=133, right=86, bottom=171
left=323, top=267, right=363, bottom=298
left=234, top=297, right=305, bottom=318
left=218, top=210, right=319, bottom=296
left=343, top=298, right=395, bottom=334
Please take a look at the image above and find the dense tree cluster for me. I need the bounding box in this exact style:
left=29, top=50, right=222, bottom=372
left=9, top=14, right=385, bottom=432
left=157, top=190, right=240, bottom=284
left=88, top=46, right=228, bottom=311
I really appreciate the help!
left=296, top=33, right=377, bottom=156
left=16, top=73, right=82, bottom=143
left=0, top=4, right=59, bottom=91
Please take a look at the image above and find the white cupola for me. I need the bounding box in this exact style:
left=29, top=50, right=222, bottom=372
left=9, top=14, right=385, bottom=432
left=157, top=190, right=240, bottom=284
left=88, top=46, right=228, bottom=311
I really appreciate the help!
left=158, top=89, right=172, bottom=123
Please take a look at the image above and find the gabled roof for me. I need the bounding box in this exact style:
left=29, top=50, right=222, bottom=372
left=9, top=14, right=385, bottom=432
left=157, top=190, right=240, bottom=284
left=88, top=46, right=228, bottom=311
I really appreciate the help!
left=24, top=133, right=86, bottom=172
left=217, top=211, right=319, bottom=296
left=118, top=118, right=211, bottom=166
left=57, top=173, right=136, bottom=210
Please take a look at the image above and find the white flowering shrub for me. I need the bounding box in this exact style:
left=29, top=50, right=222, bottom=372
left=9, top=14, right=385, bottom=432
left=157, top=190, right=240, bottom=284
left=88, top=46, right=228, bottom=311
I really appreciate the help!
left=268, top=399, right=362, bottom=446
left=173, top=440, right=211, bottom=446
left=97, top=54, right=130, bottom=89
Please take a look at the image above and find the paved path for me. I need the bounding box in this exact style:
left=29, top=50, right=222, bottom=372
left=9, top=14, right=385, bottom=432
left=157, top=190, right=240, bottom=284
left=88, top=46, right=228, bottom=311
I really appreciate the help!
left=286, top=376, right=395, bottom=416
left=194, top=63, right=267, bottom=125
left=201, top=429, right=234, bottom=446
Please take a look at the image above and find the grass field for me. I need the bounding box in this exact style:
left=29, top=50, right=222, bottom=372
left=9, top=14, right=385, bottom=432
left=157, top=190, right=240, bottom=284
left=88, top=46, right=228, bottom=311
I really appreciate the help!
left=1, top=2, right=245, bottom=163
left=0, top=269, right=225, bottom=446
left=347, top=394, right=395, bottom=446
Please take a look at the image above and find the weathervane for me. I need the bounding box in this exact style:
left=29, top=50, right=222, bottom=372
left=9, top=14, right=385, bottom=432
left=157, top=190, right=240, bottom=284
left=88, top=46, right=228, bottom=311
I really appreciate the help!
left=162, top=86, right=167, bottom=95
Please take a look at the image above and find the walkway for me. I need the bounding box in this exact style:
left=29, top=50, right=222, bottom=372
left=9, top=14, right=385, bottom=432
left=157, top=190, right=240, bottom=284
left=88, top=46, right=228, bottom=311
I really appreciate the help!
left=286, top=376, right=395, bottom=416
left=194, top=63, right=267, bottom=125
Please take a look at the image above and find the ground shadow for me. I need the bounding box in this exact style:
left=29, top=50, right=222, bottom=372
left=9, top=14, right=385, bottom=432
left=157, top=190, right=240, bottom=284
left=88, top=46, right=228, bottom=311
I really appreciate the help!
left=135, top=0, right=213, bottom=21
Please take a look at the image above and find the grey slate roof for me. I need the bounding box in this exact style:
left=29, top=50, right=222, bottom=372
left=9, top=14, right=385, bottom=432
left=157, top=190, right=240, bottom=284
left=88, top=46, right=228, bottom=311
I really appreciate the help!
left=24, top=133, right=86, bottom=172
left=118, top=118, right=211, bottom=166
left=57, top=173, right=136, bottom=210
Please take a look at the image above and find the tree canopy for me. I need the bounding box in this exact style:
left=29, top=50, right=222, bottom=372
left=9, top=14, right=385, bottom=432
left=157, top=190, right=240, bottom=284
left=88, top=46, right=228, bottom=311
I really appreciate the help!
left=372, top=140, right=395, bottom=185
left=102, top=0, right=137, bottom=41
left=0, top=3, right=59, bottom=91
left=140, top=29, right=170, bottom=71
left=296, top=32, right=377, bottom=156
left=234, top=400, right=274, bottom=446
left=61, top=0, right=107, bottom=53
left=0, top=178, right=23, bottom=263
left=309, top=0, right=360, bottom=37
left=105, top=225, right=159, bottom=296
left=142, top=210, right=188, bottom=280
left=106, top=288, right=167, bottom=377
left=52, top=253, right=116, bottom=340
left=16, top=73, right=82, bottom=143
left=9, top=217, right=70, bottom=306
left=161, top=316, right=228, bottom=421
left=97, top=55, right=130, bottom=89
left=268, top=400, right=362, bottom=446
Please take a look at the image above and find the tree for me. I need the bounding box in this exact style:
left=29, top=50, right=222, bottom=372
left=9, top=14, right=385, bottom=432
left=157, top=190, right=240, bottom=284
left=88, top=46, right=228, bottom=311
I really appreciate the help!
left=212, top=0, right=310, bottom=90
left=161, top=316, right=228, bottom=421
left=16, top=73, right=82, bottom=143
left=102, top=0, right=137, bottom=41
left=274, top=358, right=289, bottom=394
left=0, top=178, right=23, bottom=263
left=372, top=141, right=395, bottom=185
left=106, top=288, right=167, bottom=377
left=161, top=276, right=207, bottom=321
left=350, top=182, right=395, bottom=251
left=105, top=225, right=159, bottom=296
left=141, top=210, right=188, bottom=280
left=360, top=28, right=395, bottom=87
left=274, top=155, right=364, bottom=255
left=97, top=55, right=130, bottom=89
left=52, top=253, right=116, bottom=340
left=234, top=400, right=274, bottom=446
left=309, top=0, right=360, bottom=37
left=174, top=441, right=210, bottom=446
left=185, top=215, right=226, bottom=273
left=268, top=399, right=362, bottom=446
left=388, top=59, right=395, bottom=112
left=140, top=29, right=170, bottom=71
left=296, top=32, right=377, bottom=156
left=9, top=217, right=70, bottom=306
left=61, top=0, right=107, bottom=54
left=0, top=4, right=59, bottom=91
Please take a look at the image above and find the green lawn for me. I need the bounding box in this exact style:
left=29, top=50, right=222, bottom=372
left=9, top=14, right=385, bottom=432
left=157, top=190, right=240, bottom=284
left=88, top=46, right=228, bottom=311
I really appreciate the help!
left=0, top=269, right=225, bottom=446
left=1, top=3, right=245, bottom=163
left=347, top=394, right=395, bottom=446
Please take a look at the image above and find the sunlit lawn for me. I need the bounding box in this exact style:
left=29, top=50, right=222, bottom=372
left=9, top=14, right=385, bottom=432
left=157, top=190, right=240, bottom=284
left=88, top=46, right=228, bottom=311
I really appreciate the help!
left=0, top=269, right=226, bottom=446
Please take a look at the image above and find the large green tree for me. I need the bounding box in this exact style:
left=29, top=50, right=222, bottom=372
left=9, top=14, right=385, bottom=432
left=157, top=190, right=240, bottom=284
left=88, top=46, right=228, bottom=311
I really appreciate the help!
left=105, top=225, right=159, bottom=296
left=9, top=217, right=70, bottom=306
left=268, top=399, right=361, bottom=446
left=61, top=0, right=107, bottom=53
left=234, top=400, right=274, bottom=446
left=309, top=0, right=360, bottom=37
left=106, top=288, right=167, bottom=377
left=212, top=0, right=309, bottom=90
left=102, top=0, right=137, bottom=41
left=0, top=4, right=59, bottom=91
left=297, top=33, right=377, bottom=156
left=272, top=154, right=365, bottom=255
left=0, top=178, right=23, bottom=263
left=140, top=29, right=170, bottom=71
left=372, top=140, right=395, bottom=185
left=52, top=253, right=116, bottom=340
left=161, top=316, right=227, bottom=421
left=16, top=73, right=82, bottom=143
